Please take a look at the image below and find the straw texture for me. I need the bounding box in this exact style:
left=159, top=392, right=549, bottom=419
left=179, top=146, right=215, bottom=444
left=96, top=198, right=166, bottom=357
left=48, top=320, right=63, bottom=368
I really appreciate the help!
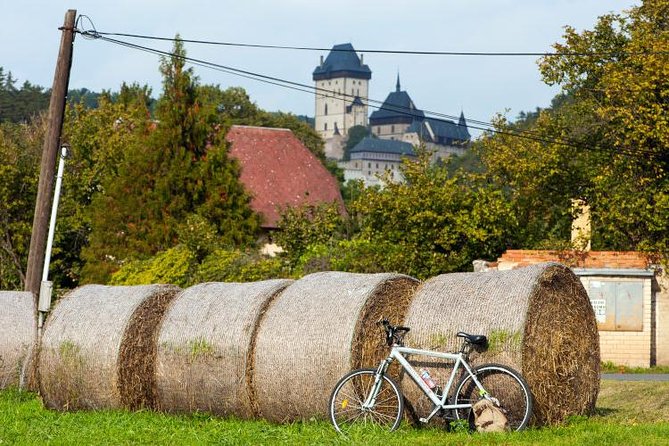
left=39, top=284, right=180, bottom=410
left=155, top=280, right=293, bottom=417
left=252, top=271, right=418, bottom=422
left=401, top=263, right=599, bottom=425
left=0, top=292, right=36, bottom=389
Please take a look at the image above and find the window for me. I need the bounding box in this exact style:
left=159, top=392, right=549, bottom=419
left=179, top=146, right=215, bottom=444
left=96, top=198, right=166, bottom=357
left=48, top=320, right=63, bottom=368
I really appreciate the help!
left=391, top=125, right=395, bottom=133
left=357, top=88, right=360, bottom=95
left=376, top=163, right=379, bottom=168
left=588, top=280, right=644, bottom=331
left=324, top=122, right=328, bottom=131
left=324, top=104, right=328, bottom=115
left=355, top=162, right=358, bottom=168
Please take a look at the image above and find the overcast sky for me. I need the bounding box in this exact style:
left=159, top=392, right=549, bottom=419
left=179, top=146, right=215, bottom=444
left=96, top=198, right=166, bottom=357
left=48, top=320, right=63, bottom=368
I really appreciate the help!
left=3, top=1, right=637, bottom=133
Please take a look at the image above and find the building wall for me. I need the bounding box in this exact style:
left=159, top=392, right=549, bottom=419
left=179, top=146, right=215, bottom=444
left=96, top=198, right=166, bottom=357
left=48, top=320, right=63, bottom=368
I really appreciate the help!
left=656, top=271, right=669, bottom=365
left=578, top=275, right=653, bottom=367
left=370, top=122, right=411, bottom=140
left=339, top=154, right=406, bottom=186
left=494, top=250, right=663, bottom=367
left=315, top=77, right=369, bottom=139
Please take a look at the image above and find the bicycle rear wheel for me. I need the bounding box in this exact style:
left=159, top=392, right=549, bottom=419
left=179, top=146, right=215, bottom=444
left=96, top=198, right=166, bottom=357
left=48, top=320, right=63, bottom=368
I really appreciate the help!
left=453, top=363, right=533, bottom=431
left=328, top=368, right=404, bottom=434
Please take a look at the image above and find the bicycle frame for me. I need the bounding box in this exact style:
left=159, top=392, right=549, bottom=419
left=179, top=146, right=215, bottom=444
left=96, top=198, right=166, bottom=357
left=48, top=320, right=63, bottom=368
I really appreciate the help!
left=365, top=345, right=489, bottom=424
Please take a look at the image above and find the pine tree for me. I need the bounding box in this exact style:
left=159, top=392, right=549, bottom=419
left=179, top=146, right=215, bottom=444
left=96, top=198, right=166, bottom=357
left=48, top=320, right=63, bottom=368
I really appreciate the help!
left=81, top=38, right=259, bottom=283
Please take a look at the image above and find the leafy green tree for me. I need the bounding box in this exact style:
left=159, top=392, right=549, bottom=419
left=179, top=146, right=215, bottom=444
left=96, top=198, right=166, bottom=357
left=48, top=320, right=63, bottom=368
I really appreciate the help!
left=274, top=202, right=347, bottom=264
left=349, top=150, right=515, bottom=278
left=343, top=125, right=371, bottom=161
left=0, top=119, right=44, bottom=289
left=478, top=0, right=669, bottom=255
left=81, top=38, right=259, bottom=283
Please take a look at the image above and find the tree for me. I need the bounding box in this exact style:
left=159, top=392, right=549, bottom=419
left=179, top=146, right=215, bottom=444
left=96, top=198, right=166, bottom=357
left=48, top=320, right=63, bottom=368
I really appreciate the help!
left=0, top=118, right=44, bottom=289
left=80, top=38, right=259, bottom=283
left=343, top=125, right=371, bottom=161
left=349, top=150, right=515, bottom=278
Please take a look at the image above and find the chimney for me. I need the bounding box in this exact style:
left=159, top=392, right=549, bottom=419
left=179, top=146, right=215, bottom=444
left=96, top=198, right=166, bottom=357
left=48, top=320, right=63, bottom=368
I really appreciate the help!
left=320, top=55, right=324, bottom=67
left=360, top=54, right=364, bottom=64
left=571, top=199, right=591, bottom=251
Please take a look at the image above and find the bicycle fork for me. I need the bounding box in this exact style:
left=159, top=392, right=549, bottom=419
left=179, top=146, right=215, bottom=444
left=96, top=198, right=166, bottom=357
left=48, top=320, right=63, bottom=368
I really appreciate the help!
left=362, top=358, right=392, bottom=410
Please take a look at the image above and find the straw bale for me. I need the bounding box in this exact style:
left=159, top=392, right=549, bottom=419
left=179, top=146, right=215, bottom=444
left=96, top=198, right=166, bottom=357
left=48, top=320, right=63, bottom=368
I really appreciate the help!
left=401, top=263, right=599, bottom=426
left=252, top=271, right=418, bottom=422
left=39, top=284, right=180, bottom=410
left=155, top=280, right=293, bottom=417
left=0, top=292, right=36, bottom=389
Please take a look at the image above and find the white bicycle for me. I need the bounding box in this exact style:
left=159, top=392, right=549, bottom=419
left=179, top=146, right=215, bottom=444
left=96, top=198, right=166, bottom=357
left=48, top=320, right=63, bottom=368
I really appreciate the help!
left=328, top=319, right=533, bottom=434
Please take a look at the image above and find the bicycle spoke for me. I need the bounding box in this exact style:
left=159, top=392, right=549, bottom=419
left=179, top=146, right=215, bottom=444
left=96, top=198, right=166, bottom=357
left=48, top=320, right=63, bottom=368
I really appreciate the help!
left=329, top=369, right=403, bottom=434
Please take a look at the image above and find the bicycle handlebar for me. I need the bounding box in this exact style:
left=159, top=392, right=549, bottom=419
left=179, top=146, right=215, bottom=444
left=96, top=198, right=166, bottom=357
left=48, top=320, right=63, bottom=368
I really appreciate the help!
left=378, top=318, right=410, bottom=346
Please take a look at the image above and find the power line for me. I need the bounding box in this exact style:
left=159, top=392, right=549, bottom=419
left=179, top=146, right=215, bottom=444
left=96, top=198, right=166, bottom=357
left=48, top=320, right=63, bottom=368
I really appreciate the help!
left=86, top=30, right=669, bottom=57
left=77, top=30, right=662, bottom=161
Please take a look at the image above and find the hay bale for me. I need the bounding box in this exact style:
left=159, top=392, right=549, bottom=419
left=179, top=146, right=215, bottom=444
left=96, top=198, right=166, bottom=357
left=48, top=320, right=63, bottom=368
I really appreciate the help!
left=155, top=280, right=293, bottom=417
left=402, top=263, right=599, bottom=426
left=253, top=271, right=419, bottom=422
left=38, top=284, right=180, bottom=410
left=0, top=292, right=36, bottom=389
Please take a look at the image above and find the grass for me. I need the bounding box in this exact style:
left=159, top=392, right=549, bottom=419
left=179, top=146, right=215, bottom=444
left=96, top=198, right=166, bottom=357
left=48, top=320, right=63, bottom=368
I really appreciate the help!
left=600, top=361, right=669, bottom=374
left=1, top=381, right=669, bottom=445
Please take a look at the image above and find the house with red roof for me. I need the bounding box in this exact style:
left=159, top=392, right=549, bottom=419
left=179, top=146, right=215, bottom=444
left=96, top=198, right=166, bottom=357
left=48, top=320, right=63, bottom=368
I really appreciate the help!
left=226, top=125, right=344, bottom=230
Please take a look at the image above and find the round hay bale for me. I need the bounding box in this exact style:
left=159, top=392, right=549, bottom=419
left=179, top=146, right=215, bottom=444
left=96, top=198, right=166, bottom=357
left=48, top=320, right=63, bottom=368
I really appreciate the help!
left=0, top=292, right=36, bottom=389
left=253, top=271, right=419, bottom=422
left=38, top=284, right=180, bottom=410
left=155, top=280, right=293, bottom=417
left=401, top=263, right=599, bottom=426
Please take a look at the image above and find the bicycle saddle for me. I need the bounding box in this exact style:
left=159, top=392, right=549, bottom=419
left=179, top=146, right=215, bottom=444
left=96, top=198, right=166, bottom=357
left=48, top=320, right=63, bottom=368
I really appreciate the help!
left=457, top=332, right=488, bottom=346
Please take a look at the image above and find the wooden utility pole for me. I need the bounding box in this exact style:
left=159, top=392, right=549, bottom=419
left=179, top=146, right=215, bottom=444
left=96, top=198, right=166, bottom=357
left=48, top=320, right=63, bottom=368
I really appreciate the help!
left=25, top=9, right=77, bottom=297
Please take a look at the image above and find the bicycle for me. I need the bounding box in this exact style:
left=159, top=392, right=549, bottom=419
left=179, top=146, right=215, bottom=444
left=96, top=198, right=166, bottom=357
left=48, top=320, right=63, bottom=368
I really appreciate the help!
left=328, top=319, right=533, bottom=434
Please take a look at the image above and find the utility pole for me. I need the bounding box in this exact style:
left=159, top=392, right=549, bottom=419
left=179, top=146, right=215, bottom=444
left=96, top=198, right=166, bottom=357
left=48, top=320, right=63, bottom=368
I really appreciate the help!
left=25, top=9, right=76, bottom=298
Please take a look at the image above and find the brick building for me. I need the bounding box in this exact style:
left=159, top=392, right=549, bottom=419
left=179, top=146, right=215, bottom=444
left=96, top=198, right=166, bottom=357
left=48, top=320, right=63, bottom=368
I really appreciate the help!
left=481, top=250, right=668, bottom=367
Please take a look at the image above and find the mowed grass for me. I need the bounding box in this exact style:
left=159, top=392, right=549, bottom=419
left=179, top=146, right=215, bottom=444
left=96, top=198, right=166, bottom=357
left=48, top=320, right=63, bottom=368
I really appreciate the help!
left=2, top=381, right=669, bottom=445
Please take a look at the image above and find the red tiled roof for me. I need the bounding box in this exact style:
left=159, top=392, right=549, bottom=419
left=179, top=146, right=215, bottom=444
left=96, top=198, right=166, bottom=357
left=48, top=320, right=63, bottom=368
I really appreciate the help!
left=226, top=125, right=344, bottom=229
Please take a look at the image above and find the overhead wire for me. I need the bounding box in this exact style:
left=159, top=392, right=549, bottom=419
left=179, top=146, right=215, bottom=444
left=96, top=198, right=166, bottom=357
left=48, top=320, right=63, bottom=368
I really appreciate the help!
left=75, top=27, right=662, bottom=161
left=89, top=30, right=669, bottom=57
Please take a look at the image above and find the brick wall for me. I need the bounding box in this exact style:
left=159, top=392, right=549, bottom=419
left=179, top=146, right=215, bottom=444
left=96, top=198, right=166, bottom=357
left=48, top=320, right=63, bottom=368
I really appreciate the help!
left=498, top=250, right=651, bottom=270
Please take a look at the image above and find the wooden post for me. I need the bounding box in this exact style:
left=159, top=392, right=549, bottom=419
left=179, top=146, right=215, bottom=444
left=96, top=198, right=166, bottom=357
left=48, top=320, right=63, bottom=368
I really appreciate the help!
left=25, top=10, right=77, bottom=297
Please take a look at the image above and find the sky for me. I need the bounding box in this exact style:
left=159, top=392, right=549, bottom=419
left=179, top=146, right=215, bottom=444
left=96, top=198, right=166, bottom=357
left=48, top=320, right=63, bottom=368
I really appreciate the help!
left=3, top=1, right=638, bottom=135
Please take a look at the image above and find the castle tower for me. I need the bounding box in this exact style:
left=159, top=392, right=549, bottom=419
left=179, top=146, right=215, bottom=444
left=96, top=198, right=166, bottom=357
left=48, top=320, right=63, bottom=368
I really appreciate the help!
left=313, top=43, right=371, bottom=147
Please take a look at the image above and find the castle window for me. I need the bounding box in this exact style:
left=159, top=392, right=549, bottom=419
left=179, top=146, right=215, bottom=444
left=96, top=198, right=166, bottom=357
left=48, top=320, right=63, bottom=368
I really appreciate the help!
left=324, top=104, right=328, bottom=115
left=368, top=163, right=371, bottom=168
left=357, top=89, right=360, bottom=95
left=391, top=125, right=395, bottom=133
left=324, top=122, right=328, bottom=131
left=355, top=162, right=358, bottom=168
left=376, top=163, right=379, bottom=168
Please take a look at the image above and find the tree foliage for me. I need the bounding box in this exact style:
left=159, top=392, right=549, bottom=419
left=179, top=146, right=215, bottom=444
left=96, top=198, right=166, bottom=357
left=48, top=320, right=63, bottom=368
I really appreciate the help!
left=80, top=39, right=259, bottom=283
left=0, top=118, right=44, bottom=289
left=478, top=0, right=669, bottom=255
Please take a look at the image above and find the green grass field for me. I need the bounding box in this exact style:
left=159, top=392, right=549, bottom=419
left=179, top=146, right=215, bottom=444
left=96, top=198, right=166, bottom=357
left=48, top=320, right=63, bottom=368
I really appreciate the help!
left=2, top=381, right=669, bottom=445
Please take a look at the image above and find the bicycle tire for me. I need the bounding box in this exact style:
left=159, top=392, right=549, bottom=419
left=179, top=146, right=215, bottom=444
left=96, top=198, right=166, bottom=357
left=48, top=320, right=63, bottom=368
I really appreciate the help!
left=328, top=368, right=404, bottom=434
left=453, top=363, right=533, bottom=431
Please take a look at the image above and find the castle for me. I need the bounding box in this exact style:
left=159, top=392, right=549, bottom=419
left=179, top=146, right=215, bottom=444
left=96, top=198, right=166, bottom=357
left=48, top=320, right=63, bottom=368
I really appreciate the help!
left=312, top=43, right=471, bottom=185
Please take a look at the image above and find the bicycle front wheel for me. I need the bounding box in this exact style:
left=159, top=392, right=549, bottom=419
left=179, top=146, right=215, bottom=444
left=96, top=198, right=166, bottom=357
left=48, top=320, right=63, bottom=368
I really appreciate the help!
left=453, top=363, right=533, bottom=431
left=328, top=368, right=404, bottom=434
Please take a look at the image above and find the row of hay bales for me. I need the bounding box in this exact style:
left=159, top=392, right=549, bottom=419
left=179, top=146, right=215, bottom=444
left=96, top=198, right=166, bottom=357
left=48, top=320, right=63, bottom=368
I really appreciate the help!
left=3, top=263, right=599, bottom=426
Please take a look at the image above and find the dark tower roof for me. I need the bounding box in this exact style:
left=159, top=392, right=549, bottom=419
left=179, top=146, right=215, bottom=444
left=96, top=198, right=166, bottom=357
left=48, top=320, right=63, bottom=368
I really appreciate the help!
left=313, top=43, right=372, bottom=81
left=369, top=87, right=424, bottom=126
